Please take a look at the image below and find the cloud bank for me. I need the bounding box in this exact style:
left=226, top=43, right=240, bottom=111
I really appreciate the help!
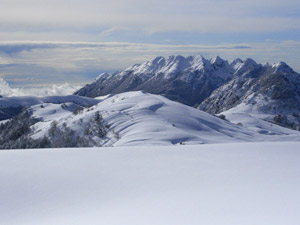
left=0, top=78, right=82, bottom=97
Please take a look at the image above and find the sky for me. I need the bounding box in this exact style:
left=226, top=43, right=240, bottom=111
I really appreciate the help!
left=0, top=0, right=299, bottom=90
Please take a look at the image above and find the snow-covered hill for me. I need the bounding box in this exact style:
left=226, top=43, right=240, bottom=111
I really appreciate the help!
left=1, top=142, right=300, bottom=225
left=29, top=91, right=257, bottom=146
left=1, top=91, right=299, bottom=149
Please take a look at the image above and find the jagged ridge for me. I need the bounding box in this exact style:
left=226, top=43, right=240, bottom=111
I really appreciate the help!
left=75, top=55, right=296, bottom=107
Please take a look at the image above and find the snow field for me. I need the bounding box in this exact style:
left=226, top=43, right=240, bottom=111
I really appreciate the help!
left=0, top=142, right=299, bottom=225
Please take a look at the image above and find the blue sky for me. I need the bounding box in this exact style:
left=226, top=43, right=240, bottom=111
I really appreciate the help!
left=0, top=0, right=299, bottom=87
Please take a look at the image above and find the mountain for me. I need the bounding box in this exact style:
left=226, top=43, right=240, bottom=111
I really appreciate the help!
left=1, top=91, right=299, bottom=149
left=199, top=62, right=300, bottom=130
left=74, top=55, right=236, bottom=106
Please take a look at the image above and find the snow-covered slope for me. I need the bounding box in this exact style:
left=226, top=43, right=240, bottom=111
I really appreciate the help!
left=1, top=91, right=299, bottom=149
left=28, top=91, right=250, bottom=146
left=27, top=91, right=300, bottom=148
left=1, top=142, right=300, bottom=225
left=199, top=64, right=300, bottom=130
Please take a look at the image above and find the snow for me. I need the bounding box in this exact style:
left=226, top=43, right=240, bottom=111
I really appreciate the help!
left=232, top=58, right=259, bottom=76
left=210, top=55, right=225, bottom=65
left=222, top=111, right=300, bottom=137
left=122, top=55, right=267, bottom=82
left=28, top=91, right=300, bottom=146
left=125, top=55, right=212, bottom=78
left=97, top=91, right=254, bottom=146
left=0, top=142, right=300, bottom=225
left=29, top=91, right=252, bottom=144
left=219, top=97, right=300, bottom=139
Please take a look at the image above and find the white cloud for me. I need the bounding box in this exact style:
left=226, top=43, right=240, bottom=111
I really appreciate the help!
left=0, top=0, right=299, bottom=34
left=0, top=78, right=82, bottom=97
left=0, top=78, right=24, bottom=96
left=20, top=83, right=83, bottom=97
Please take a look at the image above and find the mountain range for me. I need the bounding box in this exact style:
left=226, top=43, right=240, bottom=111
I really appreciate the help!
left=75, top=55, right=300, bottom=130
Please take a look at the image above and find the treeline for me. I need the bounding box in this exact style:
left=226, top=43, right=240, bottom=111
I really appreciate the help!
left=0, top=110, right=108, bottom=150
left=273, top=113, right=300, bottom=131
left=0, top=110, right=50, bottom=149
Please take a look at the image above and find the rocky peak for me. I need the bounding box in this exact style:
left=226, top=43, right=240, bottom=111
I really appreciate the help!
left=272, top=62, right=295, bottom=74
left=210, top=56, right=226, bottom=66
left=95, top=72, right=110, bottom=81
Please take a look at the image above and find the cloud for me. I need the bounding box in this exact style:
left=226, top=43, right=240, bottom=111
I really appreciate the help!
left=19, top=83, right=83, bottom=97
left=0, top=43, right=57, bottom=55
left=0, top=78, right=23, bottom=96
left=0, top=78, right=82, bottom=97
left=0, top=0, right=299, bottom=34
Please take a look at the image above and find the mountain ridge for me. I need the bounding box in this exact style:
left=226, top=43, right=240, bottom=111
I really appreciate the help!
left=74, top=55, right=296, bottom=107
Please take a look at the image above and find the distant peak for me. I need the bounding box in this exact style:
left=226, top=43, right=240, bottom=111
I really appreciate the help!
left=151, top=56, right=165, bottom=63
left=210, top=56, right=225, bottom=65
left=231, top=58, right=243, bottom=64
left=243, top=58, right=257, bottom=65
left=272, top=61, right=294, bottom=74
left=175, top=55, right=185, bottom=61
left=95, top=72, right=110, bottom=81
left=194, top=54, right=206, bottom=60
left=192, top=55, right=208, bottom=64
left=166, top=55, right=185, bottom=62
